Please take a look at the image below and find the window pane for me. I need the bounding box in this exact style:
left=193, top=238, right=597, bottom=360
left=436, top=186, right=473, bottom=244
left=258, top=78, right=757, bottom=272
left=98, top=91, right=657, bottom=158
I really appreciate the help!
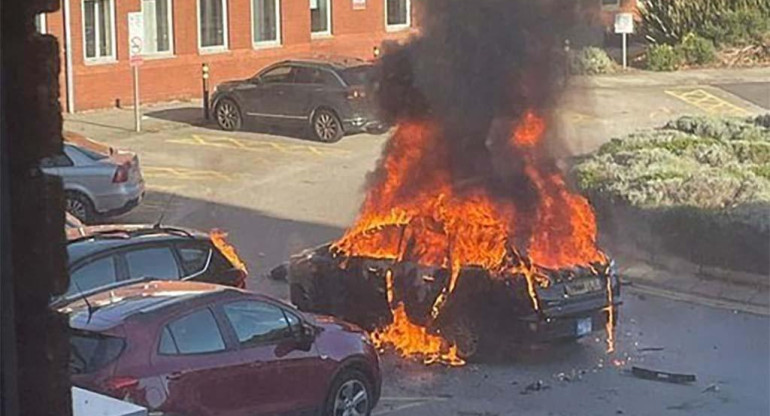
left=142, top=0, right=171, bottom=53
left=310, top=0, right=329, bottom=33
left=292, top=67, right=316, bottom=84
left=156, top=0, right=171, bottom=51
left=69, top=331, right=125, bottom=374
left=223, top=301, right=291, bottom=346
left=176, top=243, right=210, bottom=275
left=253, top=0, right=278, bottom=43
left=200, top=0, right=225, bottom=48
left=260, top=66, right=292, bottom=83
left=125, top=247, right=180, bottom=280
left=84, top=1, right=96, bottom=58
left=386, top=0, right=408, bottom=26
left=158, top=327, right=177, bottom=354
left=166, top=309, right=226, bottom=354
left=68, top=257, right=117, bottom=295
left=97, top=0, right=112, bottom=56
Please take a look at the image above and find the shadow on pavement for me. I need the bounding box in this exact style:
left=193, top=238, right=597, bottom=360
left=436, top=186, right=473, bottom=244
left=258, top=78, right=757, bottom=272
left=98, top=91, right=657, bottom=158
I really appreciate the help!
left=144, top=106, right=317, bottom=142
left=110, top=189, right=345, bottom=296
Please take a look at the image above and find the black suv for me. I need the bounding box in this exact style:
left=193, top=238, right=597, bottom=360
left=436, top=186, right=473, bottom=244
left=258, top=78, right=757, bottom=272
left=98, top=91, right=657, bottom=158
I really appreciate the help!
left=211, top=57, right=385, bottom=142
left=56, top=225, right=248, bottom=306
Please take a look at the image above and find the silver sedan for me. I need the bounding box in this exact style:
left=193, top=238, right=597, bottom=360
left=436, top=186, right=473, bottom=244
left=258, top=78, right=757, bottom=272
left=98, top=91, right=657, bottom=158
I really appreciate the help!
left=41, top=132, right=145, bottom=223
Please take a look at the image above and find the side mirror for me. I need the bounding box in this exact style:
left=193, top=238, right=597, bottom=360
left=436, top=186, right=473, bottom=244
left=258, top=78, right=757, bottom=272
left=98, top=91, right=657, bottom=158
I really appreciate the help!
left=293, top=323, right=316, bottom=351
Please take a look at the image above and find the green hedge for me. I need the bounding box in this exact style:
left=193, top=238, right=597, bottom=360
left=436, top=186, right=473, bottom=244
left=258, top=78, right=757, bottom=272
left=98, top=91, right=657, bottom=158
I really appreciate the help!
left=573, top=115, right=770, bottom=274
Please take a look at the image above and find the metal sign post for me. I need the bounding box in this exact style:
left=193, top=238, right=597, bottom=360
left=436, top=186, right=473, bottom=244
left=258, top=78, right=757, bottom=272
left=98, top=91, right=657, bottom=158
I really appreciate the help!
left=128, top=12, right=144, bottom=132
left=614, top=12, right=634, bottom=69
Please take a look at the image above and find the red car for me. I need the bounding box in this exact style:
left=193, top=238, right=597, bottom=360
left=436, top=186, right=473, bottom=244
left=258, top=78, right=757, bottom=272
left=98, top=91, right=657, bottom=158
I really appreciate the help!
left=62, top=280, right=381, bottom=416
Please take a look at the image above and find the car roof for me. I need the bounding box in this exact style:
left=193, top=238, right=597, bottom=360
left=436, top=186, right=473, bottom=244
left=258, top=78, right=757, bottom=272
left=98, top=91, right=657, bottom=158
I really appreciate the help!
left=63, top=280, right=241, bottom=332
left=277, top=56, right=371, bottom=71
left=66, top=224, right=209, bottom=265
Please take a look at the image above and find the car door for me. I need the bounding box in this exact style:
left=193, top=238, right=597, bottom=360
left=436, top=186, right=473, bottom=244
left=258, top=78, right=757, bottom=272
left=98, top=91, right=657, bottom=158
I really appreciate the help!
left=217, top=299, right=329, bottom=416
left=242, top=65, right=296, bottom=122
left=286, top=66, right=323, bottom=121
left=121, top=244, right=182, bottom=281
left=150, top=307, right=252, bottom=416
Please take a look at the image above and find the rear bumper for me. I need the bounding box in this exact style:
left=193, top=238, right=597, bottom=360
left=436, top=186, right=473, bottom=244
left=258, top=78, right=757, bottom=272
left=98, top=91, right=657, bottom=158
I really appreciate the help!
left=94, top=180, right=145, bottom=215
left=519, top=301, right=620, bottom=342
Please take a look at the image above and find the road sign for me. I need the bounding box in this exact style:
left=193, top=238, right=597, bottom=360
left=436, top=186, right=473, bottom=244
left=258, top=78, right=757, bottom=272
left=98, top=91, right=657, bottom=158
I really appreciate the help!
left=128, top=12, right=144, bottom=66
left=614, top=12, right=634, bottom=34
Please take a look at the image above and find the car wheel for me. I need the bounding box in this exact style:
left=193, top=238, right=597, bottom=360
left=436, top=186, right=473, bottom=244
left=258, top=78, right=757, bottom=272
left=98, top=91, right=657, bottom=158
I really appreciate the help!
left=65, top=191, right=95, bottom=224
left=215, top=99, right=242, bottom=131
left=442, top=314, right=480, bottom=360
left=311, top=109, right=343, bottom=143
left=324, top=370, right=373, bottom=416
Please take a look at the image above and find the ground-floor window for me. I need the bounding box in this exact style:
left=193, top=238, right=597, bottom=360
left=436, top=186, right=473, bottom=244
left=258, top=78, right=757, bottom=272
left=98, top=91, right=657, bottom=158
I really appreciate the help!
left=601, top=0, right=621, bottom=7
left=199, top=0, right=228, bottom=51
left=310, top=0, right=331, bottom=36
left=142, top=0, right=174, bottom=55
left=386, top=0, right=410, bottom=30
left=83, top=0, right=116, bottom=62
left=253, top=0, right=280, bottom=46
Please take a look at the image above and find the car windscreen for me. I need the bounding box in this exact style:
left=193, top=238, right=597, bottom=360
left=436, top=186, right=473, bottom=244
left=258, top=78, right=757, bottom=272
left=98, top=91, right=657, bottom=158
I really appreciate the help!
left=69, top=144, right=109, bottom=161
left=69, top=330, right=126, bottom=374
left=339, top=66, right=373, bottom=86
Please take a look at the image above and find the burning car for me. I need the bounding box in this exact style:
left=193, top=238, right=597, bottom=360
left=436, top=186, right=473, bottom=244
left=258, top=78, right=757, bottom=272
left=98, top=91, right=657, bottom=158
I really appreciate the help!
left=287, top=232, right=619, bottom=363
left=284, top=113, right=621, bottom=365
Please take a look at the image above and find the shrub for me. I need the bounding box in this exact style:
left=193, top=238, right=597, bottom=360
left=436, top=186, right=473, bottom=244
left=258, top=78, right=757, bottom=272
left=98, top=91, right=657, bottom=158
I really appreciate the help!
left=639, top=0, right=770, bottom=47
left=646, top=44, right=682, bottom=71
left=573, top=115, right=770, bottom=274
left=569, top=47, right=616, bottom=75
left=677, top=34, right=716, bottom=65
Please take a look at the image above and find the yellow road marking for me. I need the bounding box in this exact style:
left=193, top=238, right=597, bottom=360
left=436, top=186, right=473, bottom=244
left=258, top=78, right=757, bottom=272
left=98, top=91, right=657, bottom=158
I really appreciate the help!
left=143, top=166, right=236, bottom=181
left=664, top=88, right=752, bottom=116
left=167, top=134, right=352, bottom=158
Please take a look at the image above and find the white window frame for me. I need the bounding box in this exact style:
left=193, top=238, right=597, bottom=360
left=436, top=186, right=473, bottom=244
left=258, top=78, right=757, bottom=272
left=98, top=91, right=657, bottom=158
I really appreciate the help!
left=310, top=0, right=332, bottom=38
left=251, top=0, right=281, bottom=48
left=35, top=13, right=47, bottom=34
left=385, top=0, right=411, bottom=32
left=142, top=0, right=175, bottom=57
left=82, top=0, right=117, bottom=64
left=197, top=0, right=229, bottom=53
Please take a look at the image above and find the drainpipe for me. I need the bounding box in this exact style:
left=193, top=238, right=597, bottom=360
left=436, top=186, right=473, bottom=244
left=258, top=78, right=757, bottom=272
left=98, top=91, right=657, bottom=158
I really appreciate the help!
left=63, top=0, right=75, bottom=113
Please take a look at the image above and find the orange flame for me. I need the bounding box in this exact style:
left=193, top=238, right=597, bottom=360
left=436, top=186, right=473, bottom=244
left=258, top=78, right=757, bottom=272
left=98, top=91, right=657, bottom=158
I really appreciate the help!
left=371, top=270, right=465, bottom=366
left=210, top=229, right=248, bottom=273
left=335, top=111, right=610, bottom=365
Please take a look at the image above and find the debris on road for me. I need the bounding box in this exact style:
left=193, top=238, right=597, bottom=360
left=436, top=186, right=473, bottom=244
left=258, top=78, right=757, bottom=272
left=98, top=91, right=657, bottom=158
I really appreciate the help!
left=636, top=346, right=665, bottom=352
left=268, top=263, right=288, bottom=281
left=702, top=383, right=720, bottom=393
left=520, top=380, right=550, bottom=395
left=631, top=366, right=697, bottom=384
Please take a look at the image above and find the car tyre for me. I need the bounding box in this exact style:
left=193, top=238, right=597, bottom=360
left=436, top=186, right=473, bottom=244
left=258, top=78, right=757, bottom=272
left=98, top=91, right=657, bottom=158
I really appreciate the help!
left=324, top=369, right=373, bottom=416
left=442, top=314, right=481, bottom=361
left=311, top=109, right=343, bottom=143
left=65, top=191, right=96, bottom=224
left=215, top=98, right=242, bottom=131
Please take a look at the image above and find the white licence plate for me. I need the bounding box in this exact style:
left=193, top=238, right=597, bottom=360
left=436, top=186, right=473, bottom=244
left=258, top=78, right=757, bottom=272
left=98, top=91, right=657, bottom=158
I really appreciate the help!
left=577, top=317, right=592, bottom=336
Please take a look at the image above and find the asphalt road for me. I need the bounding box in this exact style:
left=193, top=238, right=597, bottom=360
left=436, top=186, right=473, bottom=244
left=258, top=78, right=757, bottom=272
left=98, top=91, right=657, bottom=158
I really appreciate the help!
left=66, top=73, right=770, bottom=416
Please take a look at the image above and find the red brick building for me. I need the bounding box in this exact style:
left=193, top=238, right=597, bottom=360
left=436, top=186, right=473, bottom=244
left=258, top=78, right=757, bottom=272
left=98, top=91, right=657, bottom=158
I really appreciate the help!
left=39, top=0, right=416, bottom=111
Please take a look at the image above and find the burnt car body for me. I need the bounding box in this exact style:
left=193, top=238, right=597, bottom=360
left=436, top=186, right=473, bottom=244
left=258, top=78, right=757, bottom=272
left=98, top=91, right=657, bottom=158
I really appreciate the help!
left=286, top=243, right=620, bottom=359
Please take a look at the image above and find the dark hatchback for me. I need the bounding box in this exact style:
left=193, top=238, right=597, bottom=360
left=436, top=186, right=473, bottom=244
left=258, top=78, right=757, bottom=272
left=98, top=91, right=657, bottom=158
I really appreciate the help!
left=62, top=280, right=381, bottom=416
left=211, top=58, right=385, bottom=143
left=56, top=225, right=247, bottom=306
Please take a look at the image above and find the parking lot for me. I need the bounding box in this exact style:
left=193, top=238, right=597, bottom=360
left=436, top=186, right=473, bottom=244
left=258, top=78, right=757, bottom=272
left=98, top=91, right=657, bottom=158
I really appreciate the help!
left=63, top=68, right=770, bottom=415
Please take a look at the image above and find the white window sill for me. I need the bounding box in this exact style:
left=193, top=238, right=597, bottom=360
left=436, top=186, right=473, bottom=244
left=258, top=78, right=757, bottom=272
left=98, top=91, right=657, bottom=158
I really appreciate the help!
left=142, top=52, right=176, bottom=60
left=253, top=41, right=282, bottom=50
left=385, top=24, right=410, bottom=33
left=199, top=46, right=229, bottom=55
left=84, top=58, right=118, bottom=66
left=311, top=32, right=333, bottom=40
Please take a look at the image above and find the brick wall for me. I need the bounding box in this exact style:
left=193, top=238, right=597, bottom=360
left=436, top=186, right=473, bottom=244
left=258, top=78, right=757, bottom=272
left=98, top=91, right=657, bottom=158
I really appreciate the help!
left=46, top=0, right=416, bottom=111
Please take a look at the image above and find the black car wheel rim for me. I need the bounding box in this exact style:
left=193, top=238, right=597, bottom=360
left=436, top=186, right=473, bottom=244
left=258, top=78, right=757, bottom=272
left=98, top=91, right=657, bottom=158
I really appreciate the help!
left=66, top=198, right=87, bottom=220
left=315, top=113, right=338, bottom=141
left=333, top=379, right=368, bottom=416
left=217, top=102, right=238, bottom=129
